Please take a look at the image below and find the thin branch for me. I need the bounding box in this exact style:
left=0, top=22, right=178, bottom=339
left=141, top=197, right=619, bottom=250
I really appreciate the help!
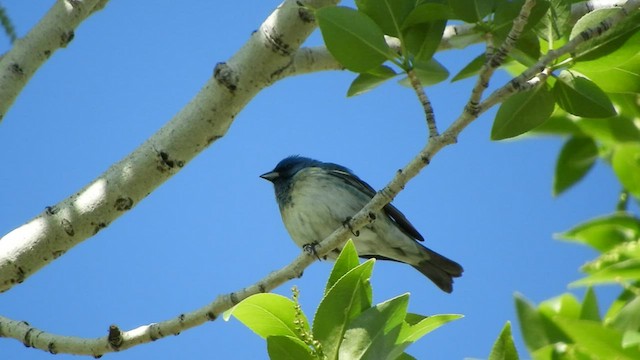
left=465, top=0, right=537, bottom=118
left=0, top=0, right=108, bottom=124
left=406, top=69, right=439, bottom=137
left=0, top=4, right=17, bottom=43
left=0, top=250, right=314, bottom=356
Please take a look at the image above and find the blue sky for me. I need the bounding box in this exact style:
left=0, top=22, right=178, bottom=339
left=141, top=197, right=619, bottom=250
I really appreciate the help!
left=0, top=1, right=625, bottom=359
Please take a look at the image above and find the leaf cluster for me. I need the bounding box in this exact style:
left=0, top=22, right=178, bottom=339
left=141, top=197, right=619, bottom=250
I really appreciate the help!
left=515, top=288, right=640, bottom=359
left=489, top=3, right=640, bottom=140
left=224, top=240, right=461, bottom=359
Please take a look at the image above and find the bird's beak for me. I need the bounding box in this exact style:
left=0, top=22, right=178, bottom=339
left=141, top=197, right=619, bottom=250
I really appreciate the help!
left=259, top=171, right=279, bottom=182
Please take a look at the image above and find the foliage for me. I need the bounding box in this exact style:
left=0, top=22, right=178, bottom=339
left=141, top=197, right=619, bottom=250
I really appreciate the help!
left=311, top=0, right=640, bottom=359
left=225, top=240, right=462, bottom=359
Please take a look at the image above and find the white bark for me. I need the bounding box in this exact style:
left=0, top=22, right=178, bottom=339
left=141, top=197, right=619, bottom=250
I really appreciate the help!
left=0, top=0, right=108, bottom=123
left=0, top=0, right=338, bottom=293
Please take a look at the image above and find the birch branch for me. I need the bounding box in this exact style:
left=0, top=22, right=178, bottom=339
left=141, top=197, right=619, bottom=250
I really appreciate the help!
left=0, top=0, right=109, bottom=123
left=2, top=0, right=637, bottom=356
left=0, top=0, right=337, bottom=293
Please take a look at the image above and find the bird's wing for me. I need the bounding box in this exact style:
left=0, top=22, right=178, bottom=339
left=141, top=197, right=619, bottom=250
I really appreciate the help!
left=326, top=167, right=425, bottom=242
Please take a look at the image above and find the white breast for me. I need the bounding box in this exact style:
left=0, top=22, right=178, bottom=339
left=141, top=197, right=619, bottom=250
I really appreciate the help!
left=280, top=167, right=369, bottom=249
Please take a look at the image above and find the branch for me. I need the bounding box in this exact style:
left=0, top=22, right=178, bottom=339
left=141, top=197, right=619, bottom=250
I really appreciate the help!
left=465, top=0, right=537, bottom=118
left=407, top=69, right=439, bottom=137
left=0, top=0, right=109, bottom=124
left=0, top=249, right=315, bottom=356
left=0, top=0, right=338, bottom=293
left=1, top=0, right=637, bottom=355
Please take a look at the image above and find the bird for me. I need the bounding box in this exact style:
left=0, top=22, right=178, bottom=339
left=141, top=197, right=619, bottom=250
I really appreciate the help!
left=260, top=155, right=463, bottom=293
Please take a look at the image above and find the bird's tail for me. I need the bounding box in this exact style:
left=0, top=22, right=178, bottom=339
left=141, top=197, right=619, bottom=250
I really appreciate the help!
left=412, top=246, right=463, bottom=293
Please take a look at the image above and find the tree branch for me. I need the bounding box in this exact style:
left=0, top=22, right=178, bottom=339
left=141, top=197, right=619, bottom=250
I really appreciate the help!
left=0, top=0, right=338, bottom=293
left=407, top=69, right=439, bottom=137
left=1, top=0, right=638, bottom=355
left=0, top=0, right=109, bottom=124
left=465, top=0, right=537, bottom=118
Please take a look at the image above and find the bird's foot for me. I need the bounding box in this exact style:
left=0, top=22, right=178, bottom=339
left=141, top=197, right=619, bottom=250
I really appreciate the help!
left=342, top=217, right=360, bottom=237
left=303, top=242, right=322, bottom=261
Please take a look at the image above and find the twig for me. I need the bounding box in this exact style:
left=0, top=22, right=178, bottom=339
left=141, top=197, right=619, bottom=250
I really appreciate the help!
left=406, top=69, right=439, bottom=137
left=466, top=0, right=537, bottom=118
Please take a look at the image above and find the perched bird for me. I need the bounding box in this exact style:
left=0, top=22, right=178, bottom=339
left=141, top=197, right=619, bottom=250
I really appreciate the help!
left=260, top=155, right=463, bottom=293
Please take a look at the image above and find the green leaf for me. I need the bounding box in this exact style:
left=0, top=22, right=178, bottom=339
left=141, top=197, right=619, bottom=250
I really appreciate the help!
left=403, top=19, right=447, bottom=63
left=508, top=30, right=541, bottom=67
left=553, top=317, right=640, bottom=359
left=347, top=65, right=397, bottom=97
left=575, top=54, right=640, bottom=94
left=579, top=287, right=601, bottom=322
left=400, top=313, right=463, bottom=344
left=539, top=293, right=581, bottom=319
left=402, top=3, right=454, bottom=29
left=572, top=9, right=640, bottom=64
left=355, top=0, right=415, bottom=38
left=530, top=343, right=592, bottom=360
left=605, top=287, right=639, bottom=324
left=398, top=58, right=449, bottom=87
left=267, top=335, right=315, bottom=360
left=489, top=322, right=519, bottom=360
left=622, top=331, right=640, bottom=348
left=492, top=0, right=550, bottom=43
left=449, top=0, right=493, bottom=23
left=515, top=294, right=550, bottom=352
left=571, top=258, right=640, bottom=286
left=491, top=85, right=555, bottom=140
left=396, top=353, right=417, bottom=360
left=556, top=213, right=640, bottom=252
left=553, top=136, right=598, bottom=196
left=452, top=53, right=485, bottom=82
left=553, top=70, right=616, bottom=118
left=610, top=295, right=640, bottom=333
left=580, top=240, right=640, bottom=278
left=575, top=116, right=640, bottom=146
left=316, top=6, right=392, bottom=73
left=534, top=0, right=571, bottom=41
left=313, top=260, right=374, bottom=360
left=325, top=239, right=361, bottom=293
left=612, top=143, right=640, bottom=199
left=527, top=109, right=583, bottom=136
left=224, top=293, right=308, bottom=340
left=339, top=294, right=409, bottom=360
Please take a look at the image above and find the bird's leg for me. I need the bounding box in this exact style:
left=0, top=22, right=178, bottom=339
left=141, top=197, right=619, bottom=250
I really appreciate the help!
left=303, top=242, right=322, bottom=260
left=342, top=217, right=360, bottom=237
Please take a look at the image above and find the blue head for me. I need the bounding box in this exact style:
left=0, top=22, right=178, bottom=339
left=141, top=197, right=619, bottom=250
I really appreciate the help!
left=260, top=156, right=352, bottom=206
left=260, top=156, right=316, bottom=204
